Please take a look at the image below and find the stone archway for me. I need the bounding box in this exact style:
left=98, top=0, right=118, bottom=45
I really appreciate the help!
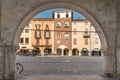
left=81, top=48, right=89, bottom=56
left=13, top=2, right=111, bottom=78
left=0, top=1, right=117, bottom=80
left=44, top=48, right=52, bottom=56
left=14, top=2, right=108, bottom=51
left=72, top=48, right=79, bottom=56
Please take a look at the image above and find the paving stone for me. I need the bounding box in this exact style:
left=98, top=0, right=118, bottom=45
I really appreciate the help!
left=15, top=56, right=118, bottom=80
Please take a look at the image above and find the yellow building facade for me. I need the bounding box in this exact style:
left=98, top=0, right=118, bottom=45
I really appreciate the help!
left=30, top=18, right=54, bottom=56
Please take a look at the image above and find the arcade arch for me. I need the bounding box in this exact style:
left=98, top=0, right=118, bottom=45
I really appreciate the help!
left=11, top=1, right=113, bottom=79
left=72, top=48, right=79, bottom=56
left=14, top=2, right=108, bottom=52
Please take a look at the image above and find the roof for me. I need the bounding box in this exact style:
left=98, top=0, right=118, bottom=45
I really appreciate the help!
left=32, top=18, right=54, bottom=21
left=53, top=9, right=73, bottom=13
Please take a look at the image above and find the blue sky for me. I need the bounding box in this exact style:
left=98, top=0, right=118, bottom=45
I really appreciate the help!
left=34, top=8, right=86, bottom=19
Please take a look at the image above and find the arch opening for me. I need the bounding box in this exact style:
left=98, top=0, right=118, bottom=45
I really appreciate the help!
left=14, top=2, right=108, bottom=53
left=13, top=1, right=109, bottom=79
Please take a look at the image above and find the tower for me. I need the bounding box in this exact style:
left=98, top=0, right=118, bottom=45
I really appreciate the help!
left=53, top=10, right=73, bottom=56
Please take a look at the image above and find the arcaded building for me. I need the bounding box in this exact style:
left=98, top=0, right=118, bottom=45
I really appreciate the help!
left=30, top=18, right=54, bottom=55
left=19, top=18, right=54, bottom=56
left=19, top=10, right=101, bottom=56
left=72, top=19, right=101, bottom=56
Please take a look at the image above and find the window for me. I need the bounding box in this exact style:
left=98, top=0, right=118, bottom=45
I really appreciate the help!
left=56, top=21, right=61, bottom=27
left=64, top=33, right=69, bottom=39
left=20, top=38, right=24, bottom=43
left=85, top=39, right=88, bottom=45
left=74, top=29, right=77, bottom=35
left=45, top=25, right=49, bottom=30
left=57, top=13, right=60, bottom=18
left=25, top=38, right=29, bottom=44
left=35, top=24, right=41, bottom=38
left=95, top=38, right=98, bottom=44
left=66, top=13, right=69, bottom=18
left=85, top=29, right=88, bottom=34
left=46, top=40, right=49, bottom=45
left=74, top=38, right=77, bottom=45
left=57, top=39, right=61, bottom=44
left=35, top=31, right=41, bottom=38
left=44, top=25, right=50, bottom=39
left=25, top=29, right=29, bottom=33
left=35, top=24, right=40, bottom=30
left=57, top=32, right=60, bottom=39
left=84, top=29, right=90, bottom=36
left=45, top=32, right=50, bottom=38
left=85, top=21, right=88, bottom=25
left=64, top=21, right=69, bottom=27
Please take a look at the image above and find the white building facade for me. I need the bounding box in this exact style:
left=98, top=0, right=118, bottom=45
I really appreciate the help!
left=72, top=19, right=101, bottom=56
left=19, top=22, right=32, bottom=54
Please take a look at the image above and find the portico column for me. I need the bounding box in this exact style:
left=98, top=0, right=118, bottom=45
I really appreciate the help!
left=116, top=31, right=120, bottom=77
left=0, top=43, right=16, bottom=80
left=116, top=0, right=120, bottom=77
left=0, top=44, right=4, bottom=80
left=103, top=48, right=117, bottom=77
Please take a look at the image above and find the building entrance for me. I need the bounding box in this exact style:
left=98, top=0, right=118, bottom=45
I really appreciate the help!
left=72, top=48, right=79, bottom=56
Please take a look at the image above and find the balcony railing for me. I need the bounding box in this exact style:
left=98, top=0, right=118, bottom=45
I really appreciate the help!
left=32, top=43, right=52, bottom=47
left=83, top=32, right=90, bottom=38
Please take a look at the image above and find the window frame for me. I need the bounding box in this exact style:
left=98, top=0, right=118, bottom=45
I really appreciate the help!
left=64, top=21, right=69, bottom=28
left=56, top=21, right=61, bottom=28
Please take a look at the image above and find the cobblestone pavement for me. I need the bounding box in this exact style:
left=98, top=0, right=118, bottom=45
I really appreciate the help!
left=15, top=56, right=118, bottom=80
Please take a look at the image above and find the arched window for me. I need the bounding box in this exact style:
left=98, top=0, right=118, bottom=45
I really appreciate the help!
left=44, top=25, right=50, bottom=39
left=56, top=21, right=61, bottom=27
left=64, top=21, right=69, bottom=28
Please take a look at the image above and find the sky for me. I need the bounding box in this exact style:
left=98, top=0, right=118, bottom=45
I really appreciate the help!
left=34, top=8, right=86, bottom=19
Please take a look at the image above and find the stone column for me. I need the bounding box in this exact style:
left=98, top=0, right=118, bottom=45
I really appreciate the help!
left=116, top=0, right=120, bottom=77
left=0, top=0, right=2, bottom=79
left=103, top=48, right=117, bottom=77
left=116, top=31, right=120, bottom=77
left=0, top=44, right=16, bottom=80
left=0, top=44, right=4, bottom=80
left=69, top=51, right=72, bottom=56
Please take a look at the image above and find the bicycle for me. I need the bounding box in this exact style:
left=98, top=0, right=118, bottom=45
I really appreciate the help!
left=16, top=63, right=23, bottom=74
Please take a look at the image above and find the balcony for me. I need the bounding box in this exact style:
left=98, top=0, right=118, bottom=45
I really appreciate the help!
left=83, top=32, right=90, bottom=38
left=32, top=43, right=52, bottom=47
left=39, top=45, right=52, bottom=47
